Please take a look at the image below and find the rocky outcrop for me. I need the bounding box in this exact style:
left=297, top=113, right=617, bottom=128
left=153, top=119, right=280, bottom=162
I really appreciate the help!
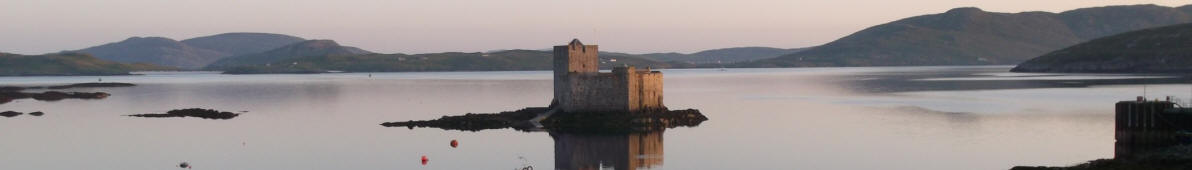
left=381, top=107, right=545, bottom=131
left=0, top=83, right=131, bottom=104
left=46, top=83, right=135, bottom=89
left=1, top=111, right=46, bottom=118
left=126, top=108, right=240, bottom=119
left=0, top=91, right=110, bottom=103
left=0, top=111, right=21, bottom=117
left=382, top=107, right=707, bottom=133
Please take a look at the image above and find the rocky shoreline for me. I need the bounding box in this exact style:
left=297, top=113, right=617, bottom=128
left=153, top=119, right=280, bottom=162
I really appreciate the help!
left=1011, top=145, right=1192, bottom=170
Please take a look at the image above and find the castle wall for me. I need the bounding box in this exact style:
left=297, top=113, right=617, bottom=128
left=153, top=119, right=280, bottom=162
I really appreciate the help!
left=563, top=73, right=629, bottom=113
left=553, top=44, right=599, bottom=106
left=635, top=72, right=664, bottom=112
left=625, top=69, right=641, bottom=113
left=551, top=39, right=665, bottom=113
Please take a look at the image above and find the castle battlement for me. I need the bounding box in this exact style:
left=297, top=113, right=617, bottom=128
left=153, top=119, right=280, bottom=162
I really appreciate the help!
left=553, top=39, right=665, bottom=113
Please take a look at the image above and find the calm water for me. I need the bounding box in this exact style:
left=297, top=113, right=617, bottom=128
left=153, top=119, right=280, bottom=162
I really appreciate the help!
left=2, top=66, right=1190, bottom=170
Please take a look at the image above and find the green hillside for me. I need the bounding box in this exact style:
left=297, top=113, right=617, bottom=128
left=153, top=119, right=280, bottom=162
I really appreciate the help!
left=1012, top=23, right=1192, bottom=73
left=0, top=52, right=172, bottom=76
left=748, top=4, right=1192, bottom=67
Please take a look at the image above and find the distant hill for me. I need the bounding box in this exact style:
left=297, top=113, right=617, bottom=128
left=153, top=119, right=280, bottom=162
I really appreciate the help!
left=205, top=40, right=372, bottom=69
left=1011, top=23, right=1192, bottom=73
left=74, top=33, right=306, bottom=69
left=0, top=52, right=171, bottom=76
left=749, top=4, right=1192, bottom=67
left=180, top=32, right=306, bottom=56
left=75, top=37, right=227, bottom=69
left=215, top=49, right=676, bottom=74
left=641, top=47, right=806, bottom=64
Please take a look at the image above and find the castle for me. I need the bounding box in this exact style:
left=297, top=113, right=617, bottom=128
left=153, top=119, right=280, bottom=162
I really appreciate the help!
left=552, top=39, right=665, bottom=113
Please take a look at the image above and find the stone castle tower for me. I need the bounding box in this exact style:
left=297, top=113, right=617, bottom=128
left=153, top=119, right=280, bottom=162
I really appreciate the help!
left=553, top=39, right=665, bottom=113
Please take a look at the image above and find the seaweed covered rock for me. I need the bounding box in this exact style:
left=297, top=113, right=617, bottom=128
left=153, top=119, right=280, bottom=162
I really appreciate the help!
left=381, top=107, right=545, bottom=131
left=29, top=91, right=110, bottom=101
left=0, top=111, right=21, bottom=117
left=382, top=107, right=708, bottom=133
left=127, top=108, right=240, bottom=119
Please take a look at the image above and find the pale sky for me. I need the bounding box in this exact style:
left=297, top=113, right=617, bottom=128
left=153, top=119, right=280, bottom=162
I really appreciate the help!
left=0, top=0, right=1187, bottom=55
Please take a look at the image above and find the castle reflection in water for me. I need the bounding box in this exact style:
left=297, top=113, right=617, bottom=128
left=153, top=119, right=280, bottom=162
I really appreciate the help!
left=551, top=131, right=664, bottom=170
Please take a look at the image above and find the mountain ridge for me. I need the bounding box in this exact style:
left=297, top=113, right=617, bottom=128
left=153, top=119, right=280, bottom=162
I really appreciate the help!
left=1011, top=23, right=1192, bottom=73
left=180, top=32, right=306, bottom=56
left=749, top=4, right=1192, bottom=67
left=205, top=39, right=373, bottom=69
left=75, top=36, right=228, bottom=69
left=73, top=33, right=308, bottom=69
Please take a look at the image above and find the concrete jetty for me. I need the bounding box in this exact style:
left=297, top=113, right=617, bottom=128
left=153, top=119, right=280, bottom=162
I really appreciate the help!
left=1114, top=97, right=1192, bottom=159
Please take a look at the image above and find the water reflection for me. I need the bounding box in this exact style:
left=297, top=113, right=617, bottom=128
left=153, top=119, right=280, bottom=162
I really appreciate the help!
left=842, top=67, right=1192, bottom=93
left=551, top=131, right=664, bottom=170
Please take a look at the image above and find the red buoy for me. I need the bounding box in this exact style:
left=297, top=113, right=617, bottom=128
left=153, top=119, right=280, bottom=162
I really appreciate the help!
left=421, top=155, right=428, bottom=165
left=450, top=140, right=458, bottom=148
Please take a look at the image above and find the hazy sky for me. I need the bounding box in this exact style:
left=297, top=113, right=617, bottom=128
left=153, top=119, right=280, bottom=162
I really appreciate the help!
left=0, top=0, right=1187, bottom=55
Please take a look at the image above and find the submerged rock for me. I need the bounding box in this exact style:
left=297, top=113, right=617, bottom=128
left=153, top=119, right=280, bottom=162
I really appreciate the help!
left=0, top=111, right=21, bottom=117
left=127, top=108, right=240, bottom=119
left=381, top=107, right=708, bottom=133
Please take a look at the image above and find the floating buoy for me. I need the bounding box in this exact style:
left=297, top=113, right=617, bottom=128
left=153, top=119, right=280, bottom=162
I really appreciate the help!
left=421, top=155, right=428, bottom=165
left=179, top=162, right=190, bottom=169
left=450, top=140, right=458, bottom=148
